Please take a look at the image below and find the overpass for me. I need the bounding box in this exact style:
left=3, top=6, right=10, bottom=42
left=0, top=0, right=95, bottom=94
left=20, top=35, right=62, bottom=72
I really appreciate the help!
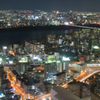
left=69, top=24, right=100, bottom=30
left=78, top=69, right=100, bottom=82
left=62, top=63, right=100, bottom=88
left=61, top=69, right=100, bottom=88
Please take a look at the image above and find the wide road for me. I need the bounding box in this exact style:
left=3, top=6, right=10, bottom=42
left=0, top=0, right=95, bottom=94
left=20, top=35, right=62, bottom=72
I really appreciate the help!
left=5, top=69, right=34, bottom=100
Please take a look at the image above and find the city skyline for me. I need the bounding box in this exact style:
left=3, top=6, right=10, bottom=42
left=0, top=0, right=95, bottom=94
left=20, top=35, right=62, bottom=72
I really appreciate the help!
left=1, top=0, right=100, bottom=99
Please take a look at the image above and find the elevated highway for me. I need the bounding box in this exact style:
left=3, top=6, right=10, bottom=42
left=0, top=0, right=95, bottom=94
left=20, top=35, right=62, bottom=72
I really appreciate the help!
left=78, top=69, right=100, bottom=82
left=69, top=24, right=100, bottom=29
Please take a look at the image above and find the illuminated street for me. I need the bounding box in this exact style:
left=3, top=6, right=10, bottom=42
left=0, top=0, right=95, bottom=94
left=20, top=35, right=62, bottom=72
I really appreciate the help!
left=4, top=69, right=34, bottom=100
left=75, top=72, right=90, bottom=82
left=79, top=69, right=100, bottom=82
left=0, top=3, right=100, bottom=100
left=4, top=68, right=100, bottom=100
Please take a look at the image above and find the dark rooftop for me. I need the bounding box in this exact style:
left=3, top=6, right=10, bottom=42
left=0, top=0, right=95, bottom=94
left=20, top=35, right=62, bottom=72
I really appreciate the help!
left=53, top=71, right=65, bottom=76
left=2, top=79, right=10, bottom=84
left=12, top=70, right=19, bottom=76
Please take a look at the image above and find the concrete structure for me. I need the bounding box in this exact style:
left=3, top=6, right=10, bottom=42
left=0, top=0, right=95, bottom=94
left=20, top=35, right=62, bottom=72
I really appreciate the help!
left=53, top=71, right=66, bottom=85
left=16, top=63, right=29, bottom=74
left=68, top=82, right=99, bottom=100
left=4, top=64, right=16, bottom=70
left=44, top=62, right=57, bottom=79
left=51, top=86, right=80, bottom=100
left=57, top=62, right=62, bottom=72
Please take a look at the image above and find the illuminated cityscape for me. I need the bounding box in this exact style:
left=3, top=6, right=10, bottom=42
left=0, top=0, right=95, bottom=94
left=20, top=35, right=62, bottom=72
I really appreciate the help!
left=1, top=10, right=100, bottom=28
left=0, top=2, right=100, bottom=100
left=0, top=25, right=100, bottom=100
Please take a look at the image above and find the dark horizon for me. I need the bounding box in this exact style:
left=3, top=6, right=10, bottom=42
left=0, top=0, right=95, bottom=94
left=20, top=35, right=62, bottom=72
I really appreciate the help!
left=0, top=0, right=100, bottom=12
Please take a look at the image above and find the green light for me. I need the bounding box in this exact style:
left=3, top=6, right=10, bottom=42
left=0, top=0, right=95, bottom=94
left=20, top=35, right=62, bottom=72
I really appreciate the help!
left=57, top=60, right=60, bottom=63
left=45, top=61, right=48, bottom=63
left=53, top=60, right=56, bottom=62
left=93, top=46, right=99, bottom=49
left=48, top=60, right=52, bottom=63
left=19, top=57, right=28, bottom=63
left=0, top=58, right=2, bottom=62
left=51, top=81, right=54, bottom=84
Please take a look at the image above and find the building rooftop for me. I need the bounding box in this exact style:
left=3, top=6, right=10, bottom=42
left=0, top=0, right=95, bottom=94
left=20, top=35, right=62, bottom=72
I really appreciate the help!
left=52, top=86, right=80, bottom=100
left=71, top=70, right=79, bottom=73
left=2, top=79, right=10, bottom=84
left=53, top=71, right=65, bottom=76
left=12, top=70, right=19, bottom=76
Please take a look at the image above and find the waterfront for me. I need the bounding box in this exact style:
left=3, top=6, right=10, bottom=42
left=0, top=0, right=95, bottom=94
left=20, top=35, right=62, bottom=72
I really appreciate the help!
left=0, top=26, right=77, bottom=45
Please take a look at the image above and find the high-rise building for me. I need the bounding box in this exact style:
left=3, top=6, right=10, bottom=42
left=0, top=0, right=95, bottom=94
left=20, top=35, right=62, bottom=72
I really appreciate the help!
left=44, top=62, right=57, bottom=79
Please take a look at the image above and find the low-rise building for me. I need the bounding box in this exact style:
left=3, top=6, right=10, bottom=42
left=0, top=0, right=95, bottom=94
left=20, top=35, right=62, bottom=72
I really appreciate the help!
left=53, top=71, right=66, bottom=85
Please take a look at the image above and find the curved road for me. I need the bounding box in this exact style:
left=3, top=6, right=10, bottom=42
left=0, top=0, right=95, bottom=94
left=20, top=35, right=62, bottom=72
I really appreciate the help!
left=79, top=70, right=100, bottom=82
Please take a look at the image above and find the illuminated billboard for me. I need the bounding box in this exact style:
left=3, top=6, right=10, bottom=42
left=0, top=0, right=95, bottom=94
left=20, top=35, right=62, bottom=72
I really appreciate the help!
left=47, top=55, right=55, bottom=61
left=45, top=55, right=61, bottom=64
left=19, top=57, right=28, bottom=63
left=62, top=56, right=70, bottom=61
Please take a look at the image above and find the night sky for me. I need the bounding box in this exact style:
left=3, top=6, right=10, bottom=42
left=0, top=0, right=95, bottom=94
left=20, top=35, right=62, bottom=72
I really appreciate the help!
left=0, top=0, right=99, bottom=12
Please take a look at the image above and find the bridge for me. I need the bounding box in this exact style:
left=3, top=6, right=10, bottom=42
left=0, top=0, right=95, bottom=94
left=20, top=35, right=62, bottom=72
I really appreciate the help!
left=69, top=24, right=100, bottom=30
